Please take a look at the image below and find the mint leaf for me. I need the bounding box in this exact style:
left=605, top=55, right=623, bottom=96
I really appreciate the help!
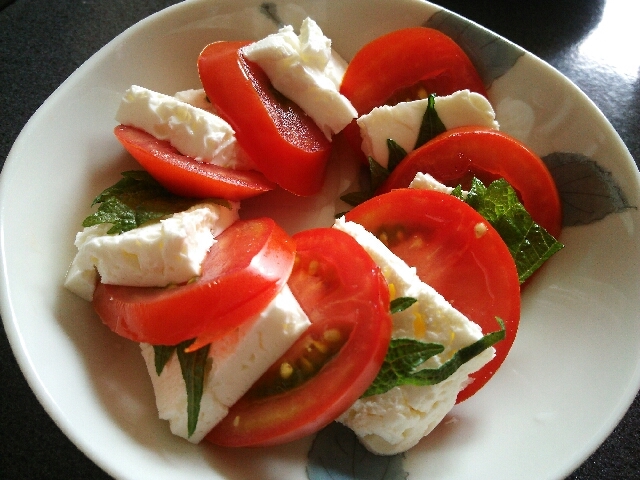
left=464, top=178, right=564, bottom=283
left=390, top=297, right=417, bottom=314
left=414, top=93, right=446, bottom=150
left=307, top=422, right=408, bottom=480
left=363, top=319, right=505, bottom=397
left=175, top=339, right=210, bottom=438
left=153, top=345, right=176, bottom=376
left=82, top=171, right=215, bottom=234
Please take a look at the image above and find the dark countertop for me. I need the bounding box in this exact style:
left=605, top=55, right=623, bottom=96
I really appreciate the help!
left=1, top=0, right=638, bottom=478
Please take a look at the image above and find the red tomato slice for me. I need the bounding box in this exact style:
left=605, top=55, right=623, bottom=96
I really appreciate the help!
left=198, top=41, right=332, bottom=196
left=345, top=189, right=520, bottom=403
left=113, top=125, right=275, bottom=201
left=92, top=218, right=295, bottom=346
left=340, top=27, right=487, bottom=161
left=378, top=126, right=563, bottom=238
left=206, top=228, right=392, bottom=447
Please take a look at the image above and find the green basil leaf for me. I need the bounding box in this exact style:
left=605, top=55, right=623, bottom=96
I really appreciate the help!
left=363, top=318, right=505, bottom=397
left=338, top=94, right=447, bottom=212
left=369, top=157, right=390, bottom=191
left=390, top=297, right=417, bottom=314
left=386, top=139, right=407, bottom=172
left=84, top=196, right=140, bottom=234
left=153, top=345, right=176, bottom=376
left=82, top=170, right=227, bottom=234
left=464, top=178, right=564, bottom=283
left=339, top=158, right=391, bottom=208
left=340, top=190, right=373, bottom=207
left=451, top=184, right=466, bottom=200
left=414, top=93, right=446, bottom=150
left=176, top=340, right=211, bottom=438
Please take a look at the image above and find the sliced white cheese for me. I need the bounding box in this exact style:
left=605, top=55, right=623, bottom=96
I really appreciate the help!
left=333, top=218, right=494, bottom=455
left=140, top=284, right=311, bottom=443
left=64, top=201, right=239, bottom=301
left=116, top=85, right=254, bottom=169
left=64, top=223, right=112, bottom=302
left=358, top=89, right=499, bottom=168
left=242, top=17, right=357, bottom=139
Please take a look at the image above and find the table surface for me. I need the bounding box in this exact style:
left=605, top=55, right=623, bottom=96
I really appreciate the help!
left=1, top=0, right=638, bottom=478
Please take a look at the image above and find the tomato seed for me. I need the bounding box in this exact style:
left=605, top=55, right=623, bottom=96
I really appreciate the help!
left=308, top=260, right=319, bottom=275
left=280, top=362, right=294, bottom=379
left=323, top=329, right=341, bottom=343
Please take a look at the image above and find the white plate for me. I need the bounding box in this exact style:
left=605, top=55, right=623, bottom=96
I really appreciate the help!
left=1, top=0, right=640, bottom=479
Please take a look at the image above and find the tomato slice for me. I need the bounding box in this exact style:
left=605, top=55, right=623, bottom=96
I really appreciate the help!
left=198, top=41, right=332, bottom=196
left=92, top=218, right=295, bottom=346
left=339, top=27, right=487, bottom=161
left=113, top=125, right=276, bottom=201
left=345, top=189, right=520, bottom=402
left=205, top=228, right=392, bottom=446
left=378, top=126, right=562, bottom=238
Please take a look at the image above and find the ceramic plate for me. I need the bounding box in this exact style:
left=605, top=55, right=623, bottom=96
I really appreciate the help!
left=2, top=0, right=640, bottom=479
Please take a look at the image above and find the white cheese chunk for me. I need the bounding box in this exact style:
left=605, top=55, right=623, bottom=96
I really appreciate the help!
left=173, top=88, right=216, bottom=114
left=64, top=201, right=239, bottom=301
left=242, top=17, right=357, bottom=139
left=435, top=89, right=499, bottom=131
left=116, top=85, right=254, bottom=169
left=358, top=89, right=499, bottom=168
left=140, top=284, right=311, bottom=443
left=333, top=218, right=494, bottom=455
left=64, top=223, right=112, bottom=302
left=409, top=172, right=468, bottom=199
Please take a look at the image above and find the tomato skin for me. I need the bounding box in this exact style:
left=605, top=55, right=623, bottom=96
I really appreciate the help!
left=339, top=27, right=487, bottom=161
left=92, top=218, right=295, bottom=346
left=345, top=189, right=520, bottom=403
left=198, top=41, right=332, bottom=196
left=113, top=125, right=275, bottom=201
left=205, top=228, right=392, bottom=447
left=378, top=126, right=563, bottom=239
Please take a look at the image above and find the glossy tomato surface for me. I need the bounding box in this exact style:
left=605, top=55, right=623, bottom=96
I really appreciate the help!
left=198, top=41, right=331, bottom=196
left=113, top=125, right=275, bottom=201
left=93, top=218, right=295, bottom=346
left=206, top=228, right=392, bottom=446
left=339, top=27, right=487, bottom=160
left=379, top=127, right=563, bottom=238
left=346, top=189, right=520, bottom=402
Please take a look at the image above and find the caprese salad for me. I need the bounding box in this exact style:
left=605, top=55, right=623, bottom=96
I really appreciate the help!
left=64, top=17, right=563, bottom=456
